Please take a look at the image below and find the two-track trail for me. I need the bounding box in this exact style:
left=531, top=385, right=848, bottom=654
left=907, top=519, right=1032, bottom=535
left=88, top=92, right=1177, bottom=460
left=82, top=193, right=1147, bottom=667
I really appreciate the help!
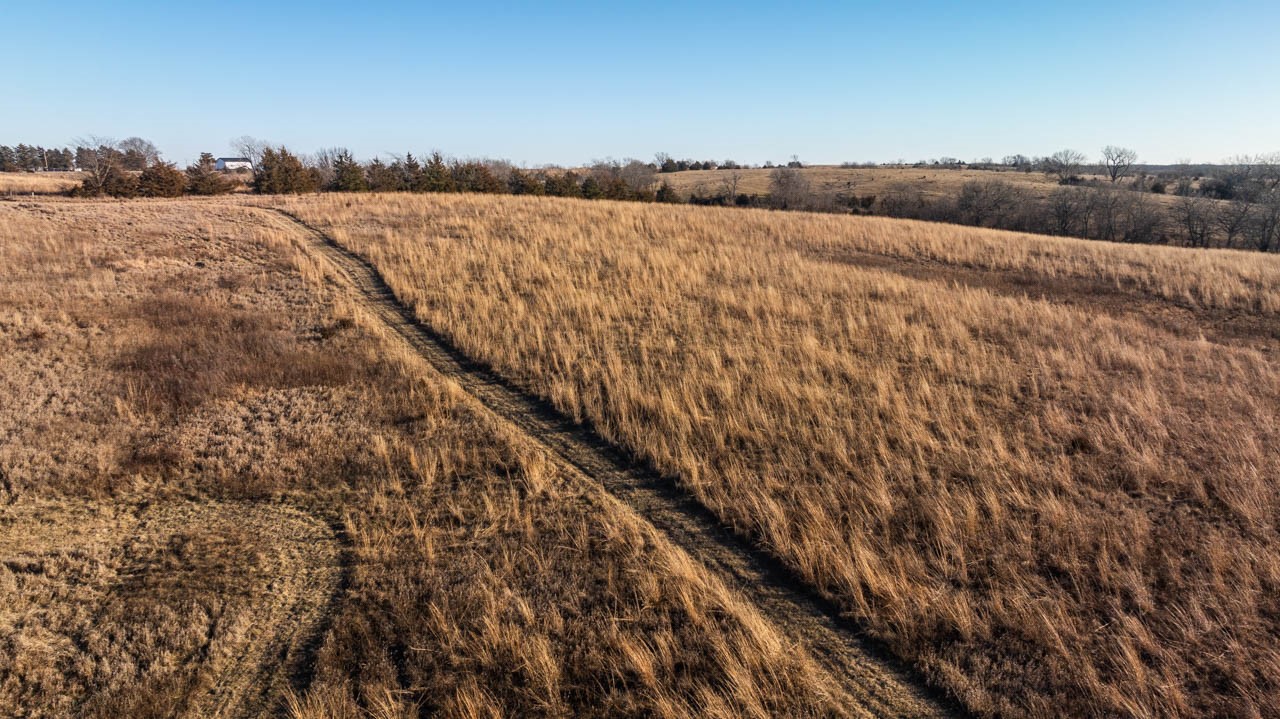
left=272, top=208, right=961, bottom=718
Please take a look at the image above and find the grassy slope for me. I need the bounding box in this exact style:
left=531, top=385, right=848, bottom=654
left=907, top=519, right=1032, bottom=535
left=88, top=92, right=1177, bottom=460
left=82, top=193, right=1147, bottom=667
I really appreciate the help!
left=282, top=192, right=1280, bottom=717
left=0, top=198, right=847, bottom=718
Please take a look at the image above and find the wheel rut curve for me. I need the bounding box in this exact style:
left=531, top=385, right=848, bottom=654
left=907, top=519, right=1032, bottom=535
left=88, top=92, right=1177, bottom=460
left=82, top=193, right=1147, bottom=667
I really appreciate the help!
left=183, top=503, right=346, bottom=719
left=0, top=499, right=345, bottom=719
left=272, top=207, right=964, bottom=718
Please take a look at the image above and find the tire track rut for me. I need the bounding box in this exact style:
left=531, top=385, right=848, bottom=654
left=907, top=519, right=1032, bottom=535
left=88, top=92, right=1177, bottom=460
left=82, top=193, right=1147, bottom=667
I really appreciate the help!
left=0, top=499, right=343, bottom=719
left=273, top=208, right=962, bottom=718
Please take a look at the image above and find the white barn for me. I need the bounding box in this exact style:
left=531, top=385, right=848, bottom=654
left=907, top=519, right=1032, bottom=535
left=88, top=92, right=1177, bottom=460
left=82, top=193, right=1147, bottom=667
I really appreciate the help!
left=215, top=157, right=253, bottom=171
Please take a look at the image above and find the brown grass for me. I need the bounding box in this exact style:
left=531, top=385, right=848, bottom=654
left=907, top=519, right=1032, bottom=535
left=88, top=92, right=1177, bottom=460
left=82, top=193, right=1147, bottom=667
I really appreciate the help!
left=0, top=198, right=851, bottom=717
left=660, top=165, right=1068, bottom=200
left=0, top=172, right=83, bottom=195
left=278, top=192, right=1280, bottom=717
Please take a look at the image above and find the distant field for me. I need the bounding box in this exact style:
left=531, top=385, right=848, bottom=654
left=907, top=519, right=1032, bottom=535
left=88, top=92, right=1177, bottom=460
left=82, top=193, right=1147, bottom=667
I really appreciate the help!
left=658, top=165, right=1068, bottom=199
left=658, top=165, right=1208, bottom=214
left=281, top=192, right=1280, bottom=717
left=0, top=171, right=82, bottom=195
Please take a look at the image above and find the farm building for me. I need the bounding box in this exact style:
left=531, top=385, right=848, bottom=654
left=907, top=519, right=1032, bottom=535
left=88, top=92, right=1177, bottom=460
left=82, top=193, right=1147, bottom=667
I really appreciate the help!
left=215, top=157, right=253, bottom=171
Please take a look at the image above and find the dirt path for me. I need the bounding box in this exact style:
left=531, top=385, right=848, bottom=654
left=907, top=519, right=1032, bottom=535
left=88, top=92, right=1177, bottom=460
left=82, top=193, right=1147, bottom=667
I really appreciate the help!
left=273, top=208, right=961, bottom=718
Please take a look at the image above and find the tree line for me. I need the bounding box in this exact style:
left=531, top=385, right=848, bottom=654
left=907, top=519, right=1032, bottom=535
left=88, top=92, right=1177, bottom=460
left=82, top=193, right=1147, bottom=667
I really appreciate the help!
left=276, top=148, right=678, bottom=201
left=0, top=137, right=161, bottom=173
left=63, top=139, right=684, bottom=203
left=753, top=153, right=1280, bottom=252
left=17, top=135, right=1277, bottom=252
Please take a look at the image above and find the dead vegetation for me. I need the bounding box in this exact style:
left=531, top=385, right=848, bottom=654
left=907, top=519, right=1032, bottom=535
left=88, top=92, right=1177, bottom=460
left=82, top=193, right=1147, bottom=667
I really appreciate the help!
left=0, top=172, right=83, bottom=196
left=279, top=192, right=1280, bottom=717
left=658, top=165, right=1064, bottom=201
left=0, top=198, right=852, bottom=717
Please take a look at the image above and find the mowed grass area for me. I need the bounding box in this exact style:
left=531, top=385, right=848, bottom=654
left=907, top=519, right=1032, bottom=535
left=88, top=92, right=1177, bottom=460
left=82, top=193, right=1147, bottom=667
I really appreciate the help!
left=0, top=172, right=83, bottom=195
left=281, top=192, right=1280, bottom=717
left=0, top=199, right=849, bottom=718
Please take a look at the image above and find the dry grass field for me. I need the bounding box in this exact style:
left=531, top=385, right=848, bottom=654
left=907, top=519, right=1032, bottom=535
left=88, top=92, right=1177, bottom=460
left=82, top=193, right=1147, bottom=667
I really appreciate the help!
left=659, top=166, right=1069, bottom=201
left=0, top=198, right=862, bottom=717
left=279, top=192, right=1280, bottom=717
left=0, top=172, right=84, bottom=196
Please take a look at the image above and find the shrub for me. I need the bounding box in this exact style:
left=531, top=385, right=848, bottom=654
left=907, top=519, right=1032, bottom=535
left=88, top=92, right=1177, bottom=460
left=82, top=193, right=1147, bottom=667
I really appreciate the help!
left=451, top=161, right=504, bottom=194
left=138, top=162, right=187, bottom=198
left=507, top=168, right=545, bottom=195
left=655, top=182, right=682, bottom=203
left=544, top=171, right=583, bottom=198
left=72, top=165, right=138, bottom=198
left=599, top=176, right=632, bottom=200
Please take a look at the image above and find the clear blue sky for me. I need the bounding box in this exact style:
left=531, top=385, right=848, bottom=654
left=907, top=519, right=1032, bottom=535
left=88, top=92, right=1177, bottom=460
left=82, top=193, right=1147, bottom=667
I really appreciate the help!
left=3, top=1, right=1277, bottom=166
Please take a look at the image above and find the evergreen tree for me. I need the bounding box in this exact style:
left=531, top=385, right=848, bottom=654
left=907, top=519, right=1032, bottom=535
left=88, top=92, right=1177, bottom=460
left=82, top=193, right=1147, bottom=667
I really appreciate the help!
left=544, top=170, right=583, bottom=198
left=138, top=161, right=187, bottom=197
left=330, top=150, right=367, bottom=192
left=15, top=144, right=39, bottom=171
left=253, top=147, right=317, bottom=194
left=401, top=153, right=425, bottom=191
left=185, top=153, right=237, bottom=195
left=507, top=168, right=545, bottom=195
left=422, top=152, right=455, bottom=192
left=46, top=148, right=73, bottom=171
left=600, top=175, right=631, bottom=200
left=451, top=161, right=503, bottom=193
left=581, top=176, right=603, bottom=199
left=365, top=158, right=403, bottom=192
left=655, top=182, right=682, bottom=203
left=101, top=167, right=140, bottom=197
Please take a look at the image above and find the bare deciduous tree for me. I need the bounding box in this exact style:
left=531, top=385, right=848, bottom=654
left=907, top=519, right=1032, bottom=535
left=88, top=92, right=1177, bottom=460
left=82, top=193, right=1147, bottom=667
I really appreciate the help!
left=1046, top=187, right=1087, bottom=236
left=71, top=135, right=124, bottom=194
left=955, top=180, right=1021, bottom=227
left=1119, top=191, right=1163, bottom=243
left=879, top=182, right=927, bottom=218
left=230, top=136, right=270, bottom=168
left=1251, top=189, right=1280, bottom=251
left=1214, top=197, right=1255, bottom=247
left=1046, top=149, right=1086, bottom=183
left=1254, top=152, right=1280, bottom=191
left=720, top=170, right=744, bottom=200
left=307, top=147, right=349, bottom=189
left=1176, top=195, right=1214, bottom=247
left=1101, top=146, right=1138, bottom=183
left=118, top=137, right=160, bottom=169
left=768, top=166, right=810, bottom=209
left=618, top=159, right=656, bottom=194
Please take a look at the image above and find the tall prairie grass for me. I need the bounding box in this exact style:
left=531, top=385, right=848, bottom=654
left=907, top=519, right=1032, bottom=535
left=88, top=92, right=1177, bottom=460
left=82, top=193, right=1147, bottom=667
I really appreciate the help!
left=0, top=199, right=848, bottom=717
left=281, top=192, right=1280, bottom=717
